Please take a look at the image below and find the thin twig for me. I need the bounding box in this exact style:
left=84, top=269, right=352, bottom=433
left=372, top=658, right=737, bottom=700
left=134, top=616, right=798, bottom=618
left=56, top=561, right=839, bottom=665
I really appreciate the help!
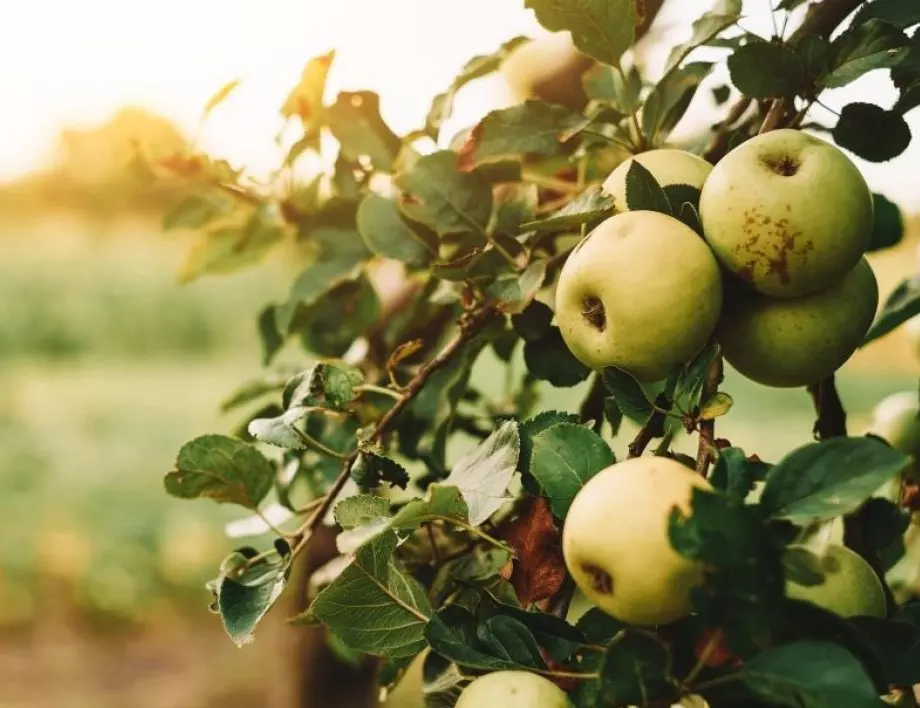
left=695, top=356, right=724, bottom=476
left=288, top=303, right=498, bottom=555
left=758, top=98, right=787, bottom=134
left=628, top=394, right=670, bottom=458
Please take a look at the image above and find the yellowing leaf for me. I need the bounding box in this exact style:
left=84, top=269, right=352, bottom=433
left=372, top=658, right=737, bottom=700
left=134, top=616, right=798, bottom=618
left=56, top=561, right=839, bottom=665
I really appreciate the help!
left=281, top=51, right=335, bottom=122
left=203, top=79, right=241, bottom=119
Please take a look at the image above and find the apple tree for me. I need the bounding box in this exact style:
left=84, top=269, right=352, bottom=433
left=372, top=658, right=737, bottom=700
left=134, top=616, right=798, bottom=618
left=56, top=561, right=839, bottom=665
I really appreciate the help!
left=153, top=0, right=920, bottom=705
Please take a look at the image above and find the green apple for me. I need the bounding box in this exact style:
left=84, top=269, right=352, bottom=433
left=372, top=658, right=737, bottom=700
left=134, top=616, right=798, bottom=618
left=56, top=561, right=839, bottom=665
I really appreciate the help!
left=786, top=544, right=887, bottom=618
left=700, top=129, right=873, bottom=298
left=500, top=33, right=594, bottom=110
left=905, top=316, right=920, bottom=364
left=382, top=650, right=426, bottom=708
left=562, top=457, right=712, bottom=626
left=555, top=210, right=723, bottom=382
left=602, top=149, right=712, bottom=213
left=455, top=671, right=570, bottom=708
left=719, top=258, right=878, bottom=388
left=867, top=390, right=920, bottom=482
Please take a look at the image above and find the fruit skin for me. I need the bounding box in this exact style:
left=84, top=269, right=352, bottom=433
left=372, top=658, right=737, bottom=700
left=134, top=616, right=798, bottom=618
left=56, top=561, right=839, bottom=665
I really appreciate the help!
left=500, top=33, right=594, bottom=110
left=867, top=390, right=920, bottom=482
left=562, top=457, right=712, bottom=626
left=700, top=129, right=873, bottom=298
left=719, top=258, right=878, bottom=388
left=555, top=211, right=723, bottom=382
left=905, top=316, right=920, bottom=364
left=786, top=544, right=887, bottom=618
left=602, top=149, right=713, bottom=213
left=455, top=670, right=570, bottom=708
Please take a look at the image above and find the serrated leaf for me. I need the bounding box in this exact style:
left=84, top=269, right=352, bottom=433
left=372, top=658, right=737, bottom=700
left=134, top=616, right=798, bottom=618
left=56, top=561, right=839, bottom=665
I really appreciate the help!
left=293, top=531, right=430, bottom=657
left=523, top=0, right=639, bottom=67
left=677, top=202, right=704, bottom=235
left=488, top=261, right=547, bottom=314
left=334, top=494, right=391, bottom=530
left=728, top=42, right=806, bottom=98
left=461, top=100, right=588, bottom=166
left=491, top=182, right=538, bottom=239
left=425, top=605, right=546, bottom=671
left=868, top=192, right=904, bottom=252
left=796, top=34, right=831, bottom=82
left=350, top=452, right=410, bottom=490
left=602, top=366, right=655, bottom=423
left=327, top=91, right=402, bottom=172
left=523, top=328, right=592, bottom=387
left=587, top=631, right=677, bottom=707
left=519, top=410, right=583, bottom=473
left=663, top=183, right=702, bottom=213
left=739, top=641, right=881, bottom=708
left=625, top=160, right=671, bottom=214
left=710, top=447, right=770, bottom=499
left=396, top=151, right=492, bottom=239
left=165, top=434, right=274, bottom=509
left=759, top=437, right=910, bottom=524
left=832, top=102, right=912, bottom=162
left=850, top=616, right=920, bottom=686
left=662, top=0, right=743, bottom=77
left=282, top=361, right=364, bottom=411
left=274, top=261, right=360, bottom=335
left=673, top=344, right=721, bottom=412
left=444, top=421, right=520, bottom=525
left=247, top=406, right=311, bottom=448
left=822, top=19, right=908, bottom=89
left=529, top=423, right=615, bottom=518
left=356, top=194, right=438, bottom=265
left=520, top=185, right=614, bottom=233
left=297, top=274, right=382, bottom=358
left=218, top=562, right=286, bottom=646
left=855, top=0, right=920, bottom=31
left=699, top=392, right=733, bottom=420
left=864, top=274, right=920, bottom=343
left=511, top=300, right=554, bottom=342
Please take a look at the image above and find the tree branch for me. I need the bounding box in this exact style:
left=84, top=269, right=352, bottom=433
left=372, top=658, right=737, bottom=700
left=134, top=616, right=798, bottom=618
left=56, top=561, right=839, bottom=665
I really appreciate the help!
left=807, top=375, right=847, bottom=439
left=579, top=374, right=606, bottom=432
left=695, top=356, right=724, bottom=476
left=628, top=394, right=670, bottom=458
left=289, top=303, right=498, bottom=553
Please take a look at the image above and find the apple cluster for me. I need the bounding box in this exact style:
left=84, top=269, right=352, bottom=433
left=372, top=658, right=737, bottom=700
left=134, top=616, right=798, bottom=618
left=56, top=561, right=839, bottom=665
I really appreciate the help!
left=554, top=129, right=879, bottom=388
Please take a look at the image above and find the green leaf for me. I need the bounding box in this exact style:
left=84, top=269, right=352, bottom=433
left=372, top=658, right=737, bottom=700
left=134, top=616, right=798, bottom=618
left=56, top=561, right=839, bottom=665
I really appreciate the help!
left=625, top=160, right=671, bottom=214
left=218, top=561, right=286, bottom=646
left=868, top=192, right=904, bottom=252
left=523, top=327, right=591, bottom=388
left=356, top=194, right=438, bottom=265
left=247, top=406, right=312, bottom=448
left=520, top=185, right=614, bottom=233
left=699, top=392, right=733, bottom=420
left=512, top=300, right=554, bottom=342
left=529, top=422, right=615, bottom=518
left=491, top=182, right=538, bottom=238
left=280, top=51, right=334, bottom=150
left=177, top=205, right=285, bottom=284
left=822, top=18, right=909, bottom=89
left=853, top=497, right=911, bottom=552
left=425, top=606, right=546, bottom=671
left=334, top=494, right=391, bottom=529
left=728, top=42, right=806, bottom=98
left=677, top=202, right=704, bottom=235
left=782, top=546, right=827, bottom=587
left=582, top=64, right=642, bottom=114
left=832, top=102, right=912, bottom=162
left=588, top=632, right=677, bottom=707
left=296, top=274, right=382, bottom=358
left=662, top=0, right=743, bottom=76
left=488, top=261, right=547, bottom=314
left=294, top=531, right=431, bottom=658
left=162, top=191, right=235, bottom=231
left=391, top=484, right=470, bottom=531
left=662, top=184, right=702, bottom=214
left=855, top=0, right=920, bottom=29
left=274, top=260, right=362, bottom=335
left=669, top=488, right=785, bottom=652
left=396, top=151, right=492, bottom=239
left=351, top=452, right=410, bottom=490
left=710, top=446, right=770, bottom=499
left=203, top=79, right=241, bottom=117
left=739, top=641, right=882, bottom=708
left=864, top=274, right=920, bottom=343
left=523, top=0, right=639, bottom=67
left=282, top=361, right=364, bottom=411
left=759, top=437, right=910, bottom=524
left=796, top=34, right=831, bottom=82
left=463, top=100, right=588, bottom=166
left=850, top=616, right=920, bottom=686
left=602, top=366, right=655, bottom=423
left=519, top=410, right=583, bottom=473
left=164, top=434, right=274, bottom=509
left=444, top=421, right=520, bottom=525
left=257, top=305, right=284, bottom=366
left=425, top=36, right=529, bottom=138
left=327, top=91, right=402, bottom=172
left=642, top=62, right=713, bottom=142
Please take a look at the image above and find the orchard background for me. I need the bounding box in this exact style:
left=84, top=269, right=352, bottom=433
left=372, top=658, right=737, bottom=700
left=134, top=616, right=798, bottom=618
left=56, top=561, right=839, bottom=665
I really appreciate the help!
left=2, top=1, right=920, bottom=707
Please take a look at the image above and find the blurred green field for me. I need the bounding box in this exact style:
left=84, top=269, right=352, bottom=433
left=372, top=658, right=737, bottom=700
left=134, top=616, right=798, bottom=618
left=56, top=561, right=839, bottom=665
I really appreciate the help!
left=1, top=214, right=918, bottom=707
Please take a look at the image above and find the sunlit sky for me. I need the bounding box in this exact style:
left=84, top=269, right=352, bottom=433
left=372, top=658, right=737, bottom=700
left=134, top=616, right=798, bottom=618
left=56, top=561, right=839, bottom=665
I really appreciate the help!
left=2, top=0, right=918, bottom=207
